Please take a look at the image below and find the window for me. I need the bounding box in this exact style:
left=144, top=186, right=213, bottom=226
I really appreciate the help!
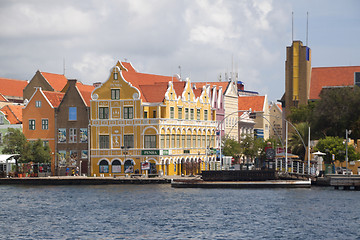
left=171, top=135, right=175, bottom=148
left=123, top=135, right=134, bottom=148
left=190, top=109, right=194, bottom=120
left=355, top=72, right=360, bottom=87
left=58, top=128, right=66, bottom=143
left=182, top=135, right=185, bottom=148
left=202, top=136, right=206, bottom=147
left=35, top=101, right=41, bottom=108
left=153, top=110, right=156, bottom=118
left=69, top=128, right=77, bottom=143
left=124, top=107, right=133, bottom=119
left=197, top=135, right=201, bottom=148
left=204, top=110, right=208, bottom=121
left=144, top=111, right=148, bottom=118
left=185, top=108, right=189, bottom=119
left=178, top=107, right=182, bottom=119
left=111, top=89, right=120, bottom=100
left=170, top=107, right=174, bottom=119
left=69, top=107, right=77, bottom=121
left=188, top=93, right=191, bottom=101
left=166, top=135, right=170, bottom=148
left=99, top=107, right=109, bottom=119
left=80, top=128, right=88, bottom=143
left=160, top=135, right=165, bottom=148
left=187, top=135, right=191, bottom=148
left=176, top=135, right=180, bottom=148
left=114, top=72, right=118, bottom=80
left=197, top=109, right=200, bottom=120
left=144, top=135, right=156, bottom=148
left=112, top=160, right=121, bottom=173
left=99, top=160, right=109, bottom=173
left=193, top=135, right=196, bottom=148
left=100, top=135, right=109, bottom=149
left=41, top=119, right=48, bottom=130
left=29, top=120, right=35, bottom=130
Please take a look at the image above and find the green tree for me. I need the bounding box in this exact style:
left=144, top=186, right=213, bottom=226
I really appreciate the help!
left=240, top=134, right=266, bottom=164
left=30, top=139, right=51, bottom=163
left=312, top=86, right=360, bottom=138
left=222, top=137, right=241, bottom=163
left=288, top=102, right=316, bottom=124
left=314, top=136, right=359, bottom=164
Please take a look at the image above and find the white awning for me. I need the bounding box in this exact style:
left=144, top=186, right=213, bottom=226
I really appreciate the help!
left=0, top=154, right=19, bottom=164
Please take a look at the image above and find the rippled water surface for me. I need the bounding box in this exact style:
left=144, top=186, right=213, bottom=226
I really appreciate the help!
left=1, top=184, right=359, bottom=240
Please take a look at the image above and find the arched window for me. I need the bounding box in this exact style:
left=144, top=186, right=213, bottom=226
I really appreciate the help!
left=99, top=160, right=109, bottom=173
left=112, top=160, right=121, bottom=173
left=124, top=160, right=134, bottom=173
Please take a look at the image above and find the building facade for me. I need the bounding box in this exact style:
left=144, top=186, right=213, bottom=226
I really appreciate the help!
left=90, top=61, right=217, bottom=177
left=55, top=79, right=94, bottom=176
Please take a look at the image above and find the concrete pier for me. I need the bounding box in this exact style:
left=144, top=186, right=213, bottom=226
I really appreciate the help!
left=330, top=175, right=360, bottom=190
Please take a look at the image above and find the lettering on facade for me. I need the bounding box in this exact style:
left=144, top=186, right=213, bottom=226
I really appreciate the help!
left=141, top=150, right=160, bottom=155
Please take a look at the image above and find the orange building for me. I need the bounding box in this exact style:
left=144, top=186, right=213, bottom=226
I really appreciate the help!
left=23, top=88, right=64, bottom=174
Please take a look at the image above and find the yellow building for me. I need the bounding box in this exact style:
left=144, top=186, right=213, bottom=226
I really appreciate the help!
left=90, top=61, right=217, bottom=177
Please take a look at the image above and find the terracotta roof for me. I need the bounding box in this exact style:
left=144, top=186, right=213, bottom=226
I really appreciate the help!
left=0, top=77, right=28, bottom=98
left=238, top=95, right=265, bottom=112
left=76, top=82, right=94, bottom=107
left=310, top=66, right=360, bottom=100
left=0, top=104, right=23, bottom=124
left=139, top=84, right=168, bottom=102
left=121, top=62, right=179, bottom=89
left=41, top=72, right=68, bottom=92
left=171, top=82, right=186, bottom=96
left=276, top=103, right=282, bottom=111
left=43, top=91, right=64, bottom=108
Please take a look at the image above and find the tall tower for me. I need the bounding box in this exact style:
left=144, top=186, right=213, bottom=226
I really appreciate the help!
left=284, top=40, right=311, bottom=118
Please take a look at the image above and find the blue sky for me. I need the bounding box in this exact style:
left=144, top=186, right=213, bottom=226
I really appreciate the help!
left=0, top=0, right=359, bottom=102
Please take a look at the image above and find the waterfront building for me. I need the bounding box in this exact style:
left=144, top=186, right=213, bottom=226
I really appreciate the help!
left=269, top=102, right=283, bottom=140
left=55, top=80, right=94, bottom=176
left=90, top=61, right=217, bottom=177
left=23, top=88, right=64, bottom=173
left=0, top=104, right=23, bottom=153
left=238, top=95, right=270, bottom=139
left=0, top=77, right=28, bottom=105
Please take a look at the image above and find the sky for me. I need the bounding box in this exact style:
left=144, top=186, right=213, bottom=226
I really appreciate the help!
left=0, top=0, right=359, bottom=102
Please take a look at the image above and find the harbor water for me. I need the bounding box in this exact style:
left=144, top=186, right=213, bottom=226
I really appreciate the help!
left=1, top=185, right=359, bottom=239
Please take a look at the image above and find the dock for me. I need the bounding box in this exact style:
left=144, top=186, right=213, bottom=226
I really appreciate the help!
left=0, top=176, right=173, bottom=185
left=171, top=179, right=312, bottom=188
left=330, top=175, right=360, bottom=190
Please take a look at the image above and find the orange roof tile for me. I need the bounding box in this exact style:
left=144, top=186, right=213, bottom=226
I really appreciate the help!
left=41, top=72, right=68, bottom=92
left=194, top=81, right=229, bottom=91
left=238, top=95, right=265, bottom=112
left=276, top=103, right=282, bottom=111
left=0, top=104, right=23, bottom=124
left=0, top=77, right=28, bottom=98
left=172, top=82, right=186, bottom=96
left=139, top=84, right=168, bottom=102
left=76, top=82, right=94, bottom=107
left=310, top=66, right=360, bottom=100
left=43, top=91, right=64, bottom=108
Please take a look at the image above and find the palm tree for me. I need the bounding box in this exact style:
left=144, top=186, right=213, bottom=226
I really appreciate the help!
left=288, top=122, right=309, bottom=160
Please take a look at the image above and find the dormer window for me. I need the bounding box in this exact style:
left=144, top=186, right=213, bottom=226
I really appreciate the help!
left=114, top=72, right=118, bottom=80
left=188, top=93, right=191, bottom=101
left=355, top=72, right=360, bottom=87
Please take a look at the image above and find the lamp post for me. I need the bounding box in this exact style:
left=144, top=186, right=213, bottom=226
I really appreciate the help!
left=121, top=146, right=131, bottom=172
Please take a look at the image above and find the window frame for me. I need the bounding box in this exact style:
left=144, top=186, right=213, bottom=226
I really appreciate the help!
left=124, top=107, right=134, bottom=119
left=68, top=107, right=77, bottom=121
left=41, top=119, right=48, bottom=130
left=111, top=89, right=120, bottom=100
left=29, top=119, right=35, bottom=130
left=144, top=135, right=156, bottom=149
left=99, top=107, right=109, bottom=119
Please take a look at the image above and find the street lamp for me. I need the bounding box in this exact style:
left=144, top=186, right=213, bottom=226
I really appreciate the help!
left=121, top=146, right=131, bottom=172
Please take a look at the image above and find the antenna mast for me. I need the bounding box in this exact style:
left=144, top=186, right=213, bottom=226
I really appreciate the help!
left=292, top=12, right=294, bottom=42
left=306, top=12, right=309, bottom=46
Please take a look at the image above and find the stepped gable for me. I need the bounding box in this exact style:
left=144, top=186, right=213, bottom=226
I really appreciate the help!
left=310, top=66, right=360, bottom=100
left=0, top=104, right=23, bottom=124
left=238, top=95, right=265, bottom=112
left=42, top=91, right=65, bottom=108
left=41, top=72, right=68, bottom=92
left=0, top=77, right=28, bottom=98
